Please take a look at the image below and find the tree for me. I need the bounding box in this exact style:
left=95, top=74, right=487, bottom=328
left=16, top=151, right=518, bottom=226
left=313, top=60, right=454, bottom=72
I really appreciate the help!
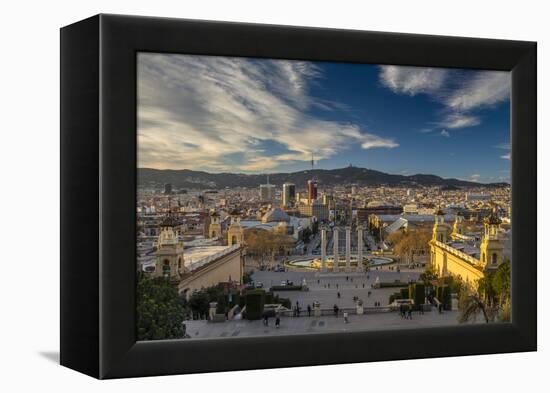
left=137, top=276, right=185, bottom=340
left=245, top=228, right=294, bottom=269
left=458, top=290, right=492, bottom=323
left=188, top=289, right=210, bottom=319
left=388, top=229, right=431, bottom=264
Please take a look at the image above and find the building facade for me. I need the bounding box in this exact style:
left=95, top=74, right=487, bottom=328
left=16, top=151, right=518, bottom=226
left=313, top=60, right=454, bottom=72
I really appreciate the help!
left=430, top=210, right=504, bottom=285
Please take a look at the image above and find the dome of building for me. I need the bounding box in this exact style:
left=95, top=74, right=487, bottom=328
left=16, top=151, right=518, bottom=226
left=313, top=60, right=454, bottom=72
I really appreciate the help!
left=262, top=207, right=290, bottom=223
left=159, top=214, right=180, bottom=228
left=485, top=211, right=502, bottom=225
left=229, top=208, right=241, bottom=216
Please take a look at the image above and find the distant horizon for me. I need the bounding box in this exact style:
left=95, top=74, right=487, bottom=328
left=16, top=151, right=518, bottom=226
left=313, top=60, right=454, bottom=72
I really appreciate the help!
left=137, top=165, right=510, bottom=185
left=138, top=53, right=511, bottom=184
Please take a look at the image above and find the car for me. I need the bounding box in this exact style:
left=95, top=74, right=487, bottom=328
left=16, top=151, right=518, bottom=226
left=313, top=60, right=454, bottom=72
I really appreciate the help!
left=280, top=281, right=287, bottom=286
left=255, top=282, right=264, bottom=288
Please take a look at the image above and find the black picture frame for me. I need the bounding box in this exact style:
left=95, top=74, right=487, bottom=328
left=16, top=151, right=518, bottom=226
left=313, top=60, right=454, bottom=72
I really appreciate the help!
left=60, top=14, right=537, bottom=379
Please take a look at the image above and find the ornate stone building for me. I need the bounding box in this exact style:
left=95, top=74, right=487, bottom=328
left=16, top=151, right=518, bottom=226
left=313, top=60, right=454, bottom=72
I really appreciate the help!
left=430, top=209, right=504, bottom=286
left=227, top=209, right=244, bottom=246
left=208, top=211, right=221, bottom=239
left=154, top=215, right=185, bottom=282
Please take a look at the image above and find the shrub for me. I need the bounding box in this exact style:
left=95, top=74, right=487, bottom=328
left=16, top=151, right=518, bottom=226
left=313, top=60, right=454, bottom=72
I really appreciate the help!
left=378, top=282, right=409, bottom=288
left=270, top=285, right=303, bottom=291
left=245, top=289, right=265, bottom=320
left=389, top=292, right=402, bottom=304
left=278, top=297, right=292, bottom=309
left=400, top=287, right=410, bottom=299
left=265, top=291, right=274, bottom=304
left=409, top=283, right=425, bottom=310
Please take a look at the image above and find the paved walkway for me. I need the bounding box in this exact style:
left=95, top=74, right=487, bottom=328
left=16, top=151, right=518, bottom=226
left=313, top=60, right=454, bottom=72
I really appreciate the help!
left=184, top=309, right=467, bottom=339
left=252, top=268, right=422, bottom=309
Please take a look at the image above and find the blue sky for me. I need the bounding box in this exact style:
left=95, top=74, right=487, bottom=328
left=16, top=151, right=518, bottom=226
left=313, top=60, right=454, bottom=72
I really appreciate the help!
left=138, top=54, right=511, bottom=183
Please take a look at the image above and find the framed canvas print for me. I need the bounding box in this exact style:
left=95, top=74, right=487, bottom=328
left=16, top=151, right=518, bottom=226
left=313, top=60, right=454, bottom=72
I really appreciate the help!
left=60, top=14, right=536, bottom=379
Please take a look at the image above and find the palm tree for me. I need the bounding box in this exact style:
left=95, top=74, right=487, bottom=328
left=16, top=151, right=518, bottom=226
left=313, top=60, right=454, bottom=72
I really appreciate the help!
left=458, top=288, right=499, bottom=323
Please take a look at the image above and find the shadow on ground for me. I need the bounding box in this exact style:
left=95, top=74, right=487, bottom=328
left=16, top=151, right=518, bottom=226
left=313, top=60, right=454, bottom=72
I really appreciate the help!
left=39, top=351, right=59, bottom=364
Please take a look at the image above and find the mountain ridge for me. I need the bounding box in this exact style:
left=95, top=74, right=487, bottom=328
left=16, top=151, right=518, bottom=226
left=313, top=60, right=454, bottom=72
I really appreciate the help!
left=138, top=166, right=509, bottom=190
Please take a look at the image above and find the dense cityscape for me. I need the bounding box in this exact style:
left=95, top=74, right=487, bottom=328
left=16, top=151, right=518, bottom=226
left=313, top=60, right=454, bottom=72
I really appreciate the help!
left=136, top=166, right=511, bottom=340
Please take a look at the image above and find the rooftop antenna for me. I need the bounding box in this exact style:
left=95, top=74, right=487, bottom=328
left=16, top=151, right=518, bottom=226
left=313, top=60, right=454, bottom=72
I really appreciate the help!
left=311, top=152, right=314, bottom=171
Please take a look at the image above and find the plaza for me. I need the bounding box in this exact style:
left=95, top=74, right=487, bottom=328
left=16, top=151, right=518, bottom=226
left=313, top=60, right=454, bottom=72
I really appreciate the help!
left=183, top=263, right=474, bottom=339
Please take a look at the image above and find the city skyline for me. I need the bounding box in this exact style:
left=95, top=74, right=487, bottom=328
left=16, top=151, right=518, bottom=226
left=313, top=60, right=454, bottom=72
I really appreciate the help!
left=138, top=53, right=511, bottom=183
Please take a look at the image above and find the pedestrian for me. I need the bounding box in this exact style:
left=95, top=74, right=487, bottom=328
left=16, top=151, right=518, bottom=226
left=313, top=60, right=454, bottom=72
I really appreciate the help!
left=275, top=316, right=280, bottom=328
left=346, top=276, right=349, bottom=281
left=317, top=279, right=320, bottom=284
left=333, top=304, right=339, bottom=316
left=362, top=283, right=365, bottom=288
left=367, top=291, right=371, bottom=297
left=407, top=306, right=412, bottom=320
left=263, top=314, right=268, bottom=326
left=344, top=311, right=349, bottom=323
left=307, top=304, right=311, bottom=317
left=337, top=291, right=341, bottom=299
left=336, top=283, right=339, bottom=289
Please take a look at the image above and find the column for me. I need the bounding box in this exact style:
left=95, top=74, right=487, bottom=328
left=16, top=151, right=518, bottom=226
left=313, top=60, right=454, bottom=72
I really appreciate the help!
left=320, top=226, right=327, bottom=273
left=357, top=225, right=364, bottom=272
left=345, top=226, right=351, bottom=272
left=333, top=227, right=339, bottom=273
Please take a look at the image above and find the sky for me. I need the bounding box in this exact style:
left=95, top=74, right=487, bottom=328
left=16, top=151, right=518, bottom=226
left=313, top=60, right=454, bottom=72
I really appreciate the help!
left=137, top=53, right=511, bottom=183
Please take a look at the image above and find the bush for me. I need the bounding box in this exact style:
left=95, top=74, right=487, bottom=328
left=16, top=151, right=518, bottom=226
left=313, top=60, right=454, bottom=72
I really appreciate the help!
left=389, top=292, right=402, bottom=304
left=409, top=283, right=425, bottom=310
left=216, top=294, right=227, bottom=314
left=265, top=291, right=274, bottom=304
left=442, top=286, right=452, bottom=310
left=278, top=297, right=292, bottom=309
left=137, top=277, right=185, bottom=340
left=378, top=282, right=409, bottom=288
left=400, top=287, right=410, bottom=299
left=245, top=289, right=265, bottom=320
left=270, top=285, right=303, bottom=291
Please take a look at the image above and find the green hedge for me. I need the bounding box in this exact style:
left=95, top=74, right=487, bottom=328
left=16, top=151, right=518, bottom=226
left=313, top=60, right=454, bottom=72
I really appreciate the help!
left=379, top=282, right=409, bottom=288
left=389, top=292, right=402, bottom=304
left=270, top=285, right=303, bottom=291
left=409, top=283, right=425, bottom=310
left=278, top=297, right=291, bottom=309
left=435, top=285, right=452, bottom=310
left=245, top=289, right=265, bottom=320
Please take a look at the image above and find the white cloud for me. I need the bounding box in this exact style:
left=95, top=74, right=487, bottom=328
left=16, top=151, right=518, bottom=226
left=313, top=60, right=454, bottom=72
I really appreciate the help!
left=440, top=113, right=481, bottom=129
left=470, top=173, right=481, bottom=182
left=446, top=71, right=510, bottom=111
left=379, top=65, right=447, bottom=96
left=379, top=66, right=510, bottom=132
left=495, top=141, right=511, bottom=160
left=138, top=54, right=398, bottom=172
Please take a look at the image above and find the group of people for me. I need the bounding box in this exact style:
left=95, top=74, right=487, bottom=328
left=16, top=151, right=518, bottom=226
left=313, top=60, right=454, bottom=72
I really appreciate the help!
left=399, top=304, right=413, bottom=319
left=263, top=314, right=281, bottom=328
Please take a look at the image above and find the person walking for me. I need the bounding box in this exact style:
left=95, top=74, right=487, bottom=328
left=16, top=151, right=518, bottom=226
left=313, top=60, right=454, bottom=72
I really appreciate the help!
left=407, top=306, right=412, bottom=320
left=275, top=315, right=280, bottom=328
left=307, top=304, right=311, bottom=317
left=333, top=304, right=339, bottom=317
left=343, top=311, right=349, bottom=323
left=337, top=291, right=341, bottom=299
